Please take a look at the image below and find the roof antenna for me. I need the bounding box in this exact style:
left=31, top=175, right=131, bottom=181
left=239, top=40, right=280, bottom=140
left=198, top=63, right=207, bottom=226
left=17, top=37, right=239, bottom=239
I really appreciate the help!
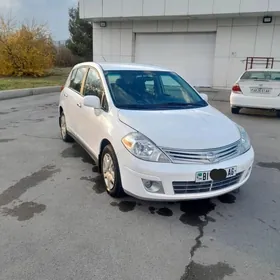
left=102, top=55, right=107, bottom=62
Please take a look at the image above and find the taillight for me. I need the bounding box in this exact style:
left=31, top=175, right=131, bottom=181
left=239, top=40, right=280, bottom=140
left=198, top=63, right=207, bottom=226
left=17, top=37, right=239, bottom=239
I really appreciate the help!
left=232, top=84, right=242, bottom=94
left=61, top=85, right=64, bottom=92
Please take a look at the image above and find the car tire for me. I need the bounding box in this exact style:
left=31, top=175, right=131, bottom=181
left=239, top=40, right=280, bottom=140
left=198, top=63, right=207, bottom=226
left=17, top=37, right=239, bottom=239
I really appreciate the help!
left=101, top=144, right=125, bottom=198
left=276, top=110, right=280, bottom=118
left=231, top=107, right=241, bottom=114
left=60, top=112, right=74, bottom=142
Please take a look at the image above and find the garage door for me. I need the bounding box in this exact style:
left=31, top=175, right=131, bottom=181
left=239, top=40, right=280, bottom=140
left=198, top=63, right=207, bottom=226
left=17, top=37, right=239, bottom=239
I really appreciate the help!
left=135, top=33, right=216, bottom=87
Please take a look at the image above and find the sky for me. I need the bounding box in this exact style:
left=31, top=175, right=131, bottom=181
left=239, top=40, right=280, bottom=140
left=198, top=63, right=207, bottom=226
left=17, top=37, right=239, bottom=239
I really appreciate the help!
left=0, top=0, right=77, bottom=40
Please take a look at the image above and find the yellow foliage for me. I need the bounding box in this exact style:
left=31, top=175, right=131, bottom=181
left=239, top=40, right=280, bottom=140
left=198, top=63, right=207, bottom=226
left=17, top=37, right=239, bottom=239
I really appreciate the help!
left=0, top=17, right=55, bottom=77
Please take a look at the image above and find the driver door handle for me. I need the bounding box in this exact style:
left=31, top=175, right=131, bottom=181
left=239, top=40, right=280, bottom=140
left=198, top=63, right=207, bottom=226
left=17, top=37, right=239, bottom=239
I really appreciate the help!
left=77, top=103, right=82, bottom=108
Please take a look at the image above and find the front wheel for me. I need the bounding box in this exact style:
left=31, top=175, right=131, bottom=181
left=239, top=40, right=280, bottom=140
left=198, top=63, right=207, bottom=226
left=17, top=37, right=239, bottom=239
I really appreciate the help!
left=101, top=145, right=125, bottom=198
left=276, top=110, right=280, bottom=118
left=231, top=107, right=241, bottom=114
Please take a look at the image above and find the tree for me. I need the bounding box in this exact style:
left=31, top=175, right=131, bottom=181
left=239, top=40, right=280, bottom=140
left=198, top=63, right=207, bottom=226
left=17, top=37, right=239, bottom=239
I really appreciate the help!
left=0, top=17, right=55, bottom=77
left=66, top=5, right=92, bottom=60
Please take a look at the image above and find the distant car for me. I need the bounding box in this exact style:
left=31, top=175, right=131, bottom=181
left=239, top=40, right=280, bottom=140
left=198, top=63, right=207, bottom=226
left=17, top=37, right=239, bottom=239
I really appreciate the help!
left=59, top=62, right=254, bottom=201
left=230, top=69, right=280, bottom=117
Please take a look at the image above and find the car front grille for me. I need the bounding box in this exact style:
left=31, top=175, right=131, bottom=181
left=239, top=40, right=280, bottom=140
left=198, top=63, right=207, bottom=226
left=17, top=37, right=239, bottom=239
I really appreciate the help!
left=172, top=172, right=243, bottom=194
left=161, top=140, right=241, bottom=164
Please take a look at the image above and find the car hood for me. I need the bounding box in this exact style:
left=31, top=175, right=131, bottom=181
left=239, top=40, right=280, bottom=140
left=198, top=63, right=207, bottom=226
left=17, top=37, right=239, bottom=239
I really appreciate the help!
left=118, top=106, right=241, bottom=150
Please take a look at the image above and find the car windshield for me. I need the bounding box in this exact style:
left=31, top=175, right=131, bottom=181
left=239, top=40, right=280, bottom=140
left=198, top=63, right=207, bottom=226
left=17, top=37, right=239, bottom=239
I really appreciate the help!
left=104, top=70, right=207, bottom=110
left=240, top=71, right=280, bottom=81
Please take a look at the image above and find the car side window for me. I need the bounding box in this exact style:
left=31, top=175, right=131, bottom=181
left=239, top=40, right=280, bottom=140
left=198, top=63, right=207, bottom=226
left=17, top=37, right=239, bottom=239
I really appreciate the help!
left=69, top=69, right=77, bottom=88
left=160, top=74, right=193, bottom=103
left=70, top=67, right=87, bottom=93
left=83, top=68, right=104, bottom=99
left=144, top=79, right=155, bottom=96
left=160, top=75, right=183, bottom=97
left=83, top=68, right=108, bottom=111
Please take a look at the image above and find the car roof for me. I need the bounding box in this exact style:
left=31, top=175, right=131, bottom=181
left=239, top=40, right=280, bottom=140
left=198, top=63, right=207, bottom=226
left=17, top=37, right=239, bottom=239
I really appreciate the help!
left=74, top=62, right=171, bottom=72
left=246, top=68, right=280, bottom=72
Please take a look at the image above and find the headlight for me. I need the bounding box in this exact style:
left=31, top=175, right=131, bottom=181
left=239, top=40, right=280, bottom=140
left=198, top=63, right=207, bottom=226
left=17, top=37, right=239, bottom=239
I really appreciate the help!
left=122, top=132, right=170, bottom=163
left=237, top=125, right=251, bottom=154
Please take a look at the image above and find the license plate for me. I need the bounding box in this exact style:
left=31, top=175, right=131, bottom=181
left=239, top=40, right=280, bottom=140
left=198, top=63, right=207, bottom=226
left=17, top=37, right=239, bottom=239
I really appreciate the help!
left=250, top=87, right=271, bottom=94
left=195, top=167, right=237, bottom=183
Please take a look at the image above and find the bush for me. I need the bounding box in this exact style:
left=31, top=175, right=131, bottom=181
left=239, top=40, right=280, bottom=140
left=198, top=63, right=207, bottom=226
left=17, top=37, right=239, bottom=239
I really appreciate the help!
left=0, top=17, right=55, bottom=77
left=54, top=45, right=85, bottom=68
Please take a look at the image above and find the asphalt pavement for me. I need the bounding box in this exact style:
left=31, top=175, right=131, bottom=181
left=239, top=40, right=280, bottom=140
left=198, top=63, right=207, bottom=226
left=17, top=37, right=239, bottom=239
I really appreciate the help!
left=0, top=92, right=279, bottom=280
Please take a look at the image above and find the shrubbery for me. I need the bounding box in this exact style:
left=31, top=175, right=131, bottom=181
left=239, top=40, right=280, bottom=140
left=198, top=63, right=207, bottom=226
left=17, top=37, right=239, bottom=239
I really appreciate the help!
left=54, top=45, right=85, bottom=68
left=0, top=17, right=55, bottom=77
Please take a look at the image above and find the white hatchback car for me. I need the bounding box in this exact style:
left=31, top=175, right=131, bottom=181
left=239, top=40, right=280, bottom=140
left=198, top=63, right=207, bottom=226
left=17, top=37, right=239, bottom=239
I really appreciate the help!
left=59, top=62, right=254, bottom=201
left=230, top=69, right=280, bottom=117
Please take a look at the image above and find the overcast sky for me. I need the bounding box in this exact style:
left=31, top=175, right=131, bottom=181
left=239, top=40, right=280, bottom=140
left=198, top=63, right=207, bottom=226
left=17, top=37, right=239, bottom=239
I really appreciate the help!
left=0, top=0, right=77, bottom=40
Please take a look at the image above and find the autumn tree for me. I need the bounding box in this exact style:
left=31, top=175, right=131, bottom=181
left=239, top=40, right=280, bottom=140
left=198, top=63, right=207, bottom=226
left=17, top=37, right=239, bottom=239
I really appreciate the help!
left=0, top=17, right=55, bottom=77
left=66, top=5, right=92, bottom=60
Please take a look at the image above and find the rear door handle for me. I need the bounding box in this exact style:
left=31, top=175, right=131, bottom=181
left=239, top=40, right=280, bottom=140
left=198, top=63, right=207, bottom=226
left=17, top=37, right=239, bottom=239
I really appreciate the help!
left=77, top=103, right=82, bottom=108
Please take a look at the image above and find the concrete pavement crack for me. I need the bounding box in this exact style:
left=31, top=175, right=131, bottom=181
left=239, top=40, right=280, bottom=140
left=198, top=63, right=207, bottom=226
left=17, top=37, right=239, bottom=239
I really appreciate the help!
left=179, top=200, right=221, bottom=279
left=182, top=214, right=216, bottom=280
left=179, top=199, right=236, bottom=279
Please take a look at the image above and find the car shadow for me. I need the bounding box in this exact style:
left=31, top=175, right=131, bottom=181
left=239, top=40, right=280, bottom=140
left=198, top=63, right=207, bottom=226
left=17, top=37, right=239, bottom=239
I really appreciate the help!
left=239, top=108, right=278, bottom=118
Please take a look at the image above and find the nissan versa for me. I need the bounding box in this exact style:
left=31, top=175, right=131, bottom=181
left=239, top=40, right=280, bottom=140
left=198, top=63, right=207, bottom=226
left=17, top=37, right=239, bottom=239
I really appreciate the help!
left=59, top=62, right=254, bottom=201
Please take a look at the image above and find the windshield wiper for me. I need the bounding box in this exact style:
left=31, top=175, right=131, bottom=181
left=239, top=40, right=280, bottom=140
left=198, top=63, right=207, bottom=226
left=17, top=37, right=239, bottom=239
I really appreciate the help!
left=156, top=102, right=205, bottom=107
left=117, top=102, right=206, bottom=110
left=118, top=104, right=153, bottom=110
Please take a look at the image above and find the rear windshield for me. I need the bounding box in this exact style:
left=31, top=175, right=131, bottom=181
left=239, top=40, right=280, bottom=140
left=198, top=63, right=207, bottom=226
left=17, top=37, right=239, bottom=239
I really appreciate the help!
left=241, top=71, right=280, bottom=81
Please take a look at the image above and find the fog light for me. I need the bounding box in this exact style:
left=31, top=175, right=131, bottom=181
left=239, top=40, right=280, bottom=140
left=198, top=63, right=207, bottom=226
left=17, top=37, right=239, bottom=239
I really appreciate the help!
left=142, top=179, right=164, bottom=194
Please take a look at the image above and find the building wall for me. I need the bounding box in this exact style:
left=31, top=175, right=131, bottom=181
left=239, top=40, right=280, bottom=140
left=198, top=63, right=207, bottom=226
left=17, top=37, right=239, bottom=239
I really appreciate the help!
left=80, top=0, right=280, bottom=19
left=92, top=17, right=280, bottom=88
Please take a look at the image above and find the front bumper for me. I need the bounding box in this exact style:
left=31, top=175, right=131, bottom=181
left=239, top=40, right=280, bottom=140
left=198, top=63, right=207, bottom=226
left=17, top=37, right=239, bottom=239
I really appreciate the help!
left=230, top=92, right=280, bottom=110
left=118, top=147, right=254, bottom=201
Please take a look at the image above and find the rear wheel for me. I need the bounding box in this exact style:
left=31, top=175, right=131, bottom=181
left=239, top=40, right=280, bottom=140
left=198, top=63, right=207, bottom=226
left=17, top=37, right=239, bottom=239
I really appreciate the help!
left=101, top=145, right=125, bottom=198
left=60, top=112, right=74, bottom=142
left=231, top=107, right=241, bottom=114
left=276, top=110, right=280, bottom=118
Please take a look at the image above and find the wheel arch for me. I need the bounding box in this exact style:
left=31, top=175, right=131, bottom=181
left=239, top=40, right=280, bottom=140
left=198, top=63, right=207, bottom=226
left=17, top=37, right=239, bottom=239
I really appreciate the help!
left=59, top=106, right=63, bottom=127
left=98, top=138, right=112, bottom=172
left=59, top=106, right=63, bottom=114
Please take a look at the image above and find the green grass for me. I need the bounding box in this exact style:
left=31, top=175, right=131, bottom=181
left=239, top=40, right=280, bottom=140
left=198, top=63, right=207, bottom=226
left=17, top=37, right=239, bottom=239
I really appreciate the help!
left=0, top=67, right=72, bottom=91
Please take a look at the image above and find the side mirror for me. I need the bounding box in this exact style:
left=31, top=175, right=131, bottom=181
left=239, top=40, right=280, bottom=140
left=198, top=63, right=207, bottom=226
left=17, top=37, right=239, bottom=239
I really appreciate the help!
left=84, top=95, right=101, bottom=109
left=199, top=93, right=208, bottom=102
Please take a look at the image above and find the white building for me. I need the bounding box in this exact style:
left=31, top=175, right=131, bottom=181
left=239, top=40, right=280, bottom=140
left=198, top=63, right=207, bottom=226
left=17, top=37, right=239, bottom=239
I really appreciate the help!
left=79, top=0, right=280, bottom=88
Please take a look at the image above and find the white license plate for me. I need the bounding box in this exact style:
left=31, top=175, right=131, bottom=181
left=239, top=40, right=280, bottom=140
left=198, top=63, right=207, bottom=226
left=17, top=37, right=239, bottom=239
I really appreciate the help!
left=250, top=87, right=271, bottom=94
left=195, top=167, right=237, bottom=183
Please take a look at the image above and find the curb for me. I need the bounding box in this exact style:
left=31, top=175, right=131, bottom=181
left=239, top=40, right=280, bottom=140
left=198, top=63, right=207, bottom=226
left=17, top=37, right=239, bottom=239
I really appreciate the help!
left=0, top=86, right=61, bottom=101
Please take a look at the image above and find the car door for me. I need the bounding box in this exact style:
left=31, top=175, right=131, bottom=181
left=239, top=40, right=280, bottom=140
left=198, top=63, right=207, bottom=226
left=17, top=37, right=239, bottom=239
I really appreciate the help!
left=64, top=66, right=88, bottom=137
left=80, top=67, right=108, bottom=157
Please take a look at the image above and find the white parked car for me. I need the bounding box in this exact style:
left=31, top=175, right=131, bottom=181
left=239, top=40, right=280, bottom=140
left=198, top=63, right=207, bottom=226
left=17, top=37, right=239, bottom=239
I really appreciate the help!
left=230, top=69, right=280, bottom=117
left=59, top=62, right=254, bottom=201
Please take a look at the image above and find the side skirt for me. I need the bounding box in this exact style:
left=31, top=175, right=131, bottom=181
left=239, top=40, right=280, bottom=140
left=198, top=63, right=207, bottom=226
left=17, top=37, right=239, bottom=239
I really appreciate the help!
left=68, top=131, right=100, bottom=172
